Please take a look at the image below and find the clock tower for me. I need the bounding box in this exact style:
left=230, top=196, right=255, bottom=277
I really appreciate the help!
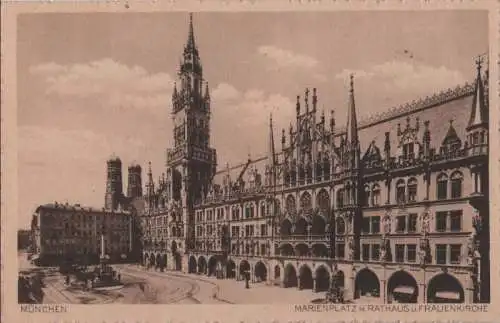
left=166, top=14, right=217, bottom=261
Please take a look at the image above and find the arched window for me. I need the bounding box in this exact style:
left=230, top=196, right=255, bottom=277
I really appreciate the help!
left=407, top=178, right=418, bottom=202
left=260, top=203, right=266, bottom=217
left=437, top=173, right=448, bottom=200
left=323, top=157, right=331, bottom=180
left=450, top=172, right=463, bottom=199
left=336, top=189, right=344, bottom=208
left=300, top=192, right=312, bottom=213
left=396, top=179, right=406, bottom=204
left=363, top=185, right=370, bottom=207
left=316, top=161, right=323, bottom=181
left=286, top=195, right=296, bottom=215
left=298, top=165, right=305, bottom=184
left=336, top=217, right=346, bottom=235
left=245, top=204, right=255, bottom=218
left=290, top=162, right=297, bottom=186
left=372, top=184, right=381, bottom=206
left=316, top=189, right=330, bottom=213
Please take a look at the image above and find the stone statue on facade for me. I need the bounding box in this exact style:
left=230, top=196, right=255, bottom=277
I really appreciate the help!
left=382, top=212, right=391, bottom=236
left=347, top=237, right=355, bottom=260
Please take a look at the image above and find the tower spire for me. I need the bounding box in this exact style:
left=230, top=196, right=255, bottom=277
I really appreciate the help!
left=187, top=13, right=196, bottom=51
left=468, top=55, right=488, bottom=129
left=267, top=112, right=276, bottom=188
left=268, top=112, right=276, bottom=166
left=346, top=74, right=359, bottom=145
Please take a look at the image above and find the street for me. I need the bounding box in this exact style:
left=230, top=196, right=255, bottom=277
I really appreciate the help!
left=19, top=253, right=329, bottom=304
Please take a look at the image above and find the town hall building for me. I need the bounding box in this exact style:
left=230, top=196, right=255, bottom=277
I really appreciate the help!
left=109, top=14, right=490, bottom=304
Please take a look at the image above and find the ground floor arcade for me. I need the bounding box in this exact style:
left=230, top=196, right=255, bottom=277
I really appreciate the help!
left=183, top=253, right=476, bottom=304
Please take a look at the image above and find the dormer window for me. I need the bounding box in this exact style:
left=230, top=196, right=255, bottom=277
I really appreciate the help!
left=403, top=142, right=415, bottom=159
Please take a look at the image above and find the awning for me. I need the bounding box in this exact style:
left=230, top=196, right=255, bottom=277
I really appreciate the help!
left=393, top=286, right=415, bottom=294
left=435, top=291, right=461, bottom=300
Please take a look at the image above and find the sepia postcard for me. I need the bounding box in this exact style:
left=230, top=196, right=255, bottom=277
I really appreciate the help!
left=2, top=1, right=499, bottom=322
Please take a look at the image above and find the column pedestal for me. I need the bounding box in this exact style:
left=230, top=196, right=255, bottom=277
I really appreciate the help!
left=380, top=280, right=386, bottom=303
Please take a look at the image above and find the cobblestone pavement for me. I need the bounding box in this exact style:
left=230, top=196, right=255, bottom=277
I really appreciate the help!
left=120, top=265, right=324, bottom=304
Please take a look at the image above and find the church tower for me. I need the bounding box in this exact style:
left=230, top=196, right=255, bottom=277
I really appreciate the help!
left=105, top=155, right=124, bottom=210
left=166, top=13, right=217, bottom=256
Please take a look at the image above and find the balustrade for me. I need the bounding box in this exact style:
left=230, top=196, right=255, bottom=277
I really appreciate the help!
left=277, top=234, right=329, bottom=242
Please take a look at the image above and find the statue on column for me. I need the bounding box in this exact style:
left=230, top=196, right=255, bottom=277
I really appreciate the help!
left=467, top=232, right=481, bottom=266
left=382, top=211, right=391, bottom=237
left=347, top=236, right=355, bottom=260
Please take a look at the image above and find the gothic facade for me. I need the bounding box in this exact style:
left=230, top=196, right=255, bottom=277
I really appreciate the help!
left=133, top=15, right=489, bottom=304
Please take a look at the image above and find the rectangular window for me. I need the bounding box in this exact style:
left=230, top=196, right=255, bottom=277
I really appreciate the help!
left=408, top=213, right=418, bottom=233
left=395, top=244, right=405, bottom=262
left=436, top=244, right=447, bottom=264
left=436, top=212, right=447, bottom=232
left=372, top=244, right=380, bottom=261
left=407, top=244, right=417, bottom=262
left=450, top=244, right=461, bottom=264
left=362, top=244, right=370, bottom=261
left=396, top=216, right=406, bottom=233
left=362, top=217, right=370, bottom=233
left=260, top=224, right=267, bottom=237
left=336, top=243, right=345, bottom=259
left=371, top=216, right=380, bottom=234
left=437, top=180, right=447, bottom=200
left=450, top=210, right=462, bottom=232
left=260, top=244, right=266, bottom=255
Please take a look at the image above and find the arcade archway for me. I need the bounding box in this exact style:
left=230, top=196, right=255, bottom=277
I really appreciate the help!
left=254, top=261, right=267, bottom=282
left=226, top=260, right=236, bottom=279
left=387, top=271, right=418, bottom=303
left=188, top=256, right=197, bottom=274
left=284, top=264, right=298, bottom=288
left=173, top=252, right=182, bottom=271
left=427, top=274, right=465, bottom=303
left=299, top=265, right=313, bottom=290
left=198, top=256, right=207, bottom=274
left=355, top=268, right=380, bottom=299
left=208, top=257, right=217, bottom=276
left=239, top=260, right=251, bottom=279
left=315, top=266, right=330, bottom=292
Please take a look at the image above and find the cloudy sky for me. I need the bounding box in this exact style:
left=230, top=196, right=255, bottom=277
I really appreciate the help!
left=17, top=11, right=487, bottom=228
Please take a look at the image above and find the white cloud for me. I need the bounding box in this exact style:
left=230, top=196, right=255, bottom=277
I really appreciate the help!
left=335, top=60, right=466, bottom=93
left=29, top=58, right=174, bottom=111
left=211, top=83, right=240, bottom=101
left=258, top=45, right=318, bottom=69
left=257, top=45, right=327, bottom=83
left=211, top=84, right=295, bottom=165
